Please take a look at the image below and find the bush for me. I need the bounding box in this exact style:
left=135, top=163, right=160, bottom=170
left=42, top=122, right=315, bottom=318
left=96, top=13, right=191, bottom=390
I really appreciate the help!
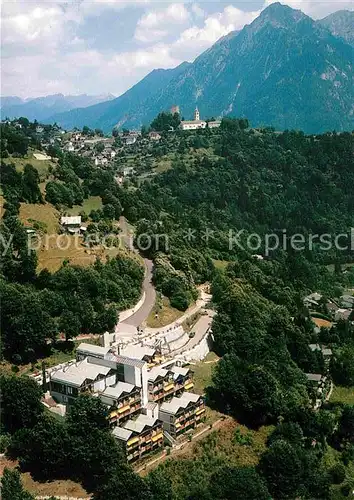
left=0, top=434, right=11, bottom=453
left=341, top=484, right=351, bottom=497
left=170, top=291, right=189, bottom=311
left=330, top=464, right=346, bottom=484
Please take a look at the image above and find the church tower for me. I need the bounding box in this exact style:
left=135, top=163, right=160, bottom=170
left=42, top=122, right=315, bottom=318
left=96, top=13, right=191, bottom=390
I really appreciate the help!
left=194, top=107, right=200, bottom=121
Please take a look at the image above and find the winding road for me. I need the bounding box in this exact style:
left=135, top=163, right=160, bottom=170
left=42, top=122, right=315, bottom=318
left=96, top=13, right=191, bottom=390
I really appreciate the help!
left=117, top=217, right=213, bottom=350
left=122, top=258, right=156, bottom=328
left=118, top=216, right=156, bottom=328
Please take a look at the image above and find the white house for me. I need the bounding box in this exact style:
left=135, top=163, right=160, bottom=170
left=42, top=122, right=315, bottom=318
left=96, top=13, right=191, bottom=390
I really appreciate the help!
left=208, top=120, right=222, bottom=129
left=180, top=108, right=207, bottom=131
left=149, top=131, right=161, bottom=141
left=61, top=216, right=82, bottom=233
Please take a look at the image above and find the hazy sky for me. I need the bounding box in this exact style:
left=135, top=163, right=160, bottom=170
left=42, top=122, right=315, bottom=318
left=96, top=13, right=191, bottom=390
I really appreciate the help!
left=2, top=0, right=353, bottom=98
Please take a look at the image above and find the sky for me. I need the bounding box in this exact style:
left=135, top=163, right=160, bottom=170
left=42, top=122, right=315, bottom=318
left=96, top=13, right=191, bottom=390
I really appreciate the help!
left=1, top=0, right=353, bottom=99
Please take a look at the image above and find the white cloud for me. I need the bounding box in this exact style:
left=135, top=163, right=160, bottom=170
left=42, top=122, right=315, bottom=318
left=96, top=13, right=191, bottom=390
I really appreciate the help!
left=135, top=3, right=190, bottom=43
left=191, top=4, right=205, bottom=19
left=3, top=5, right=63, bottom=45
left=112, top=44, right=181, bottom=72
left=172, top=5, right=260, bottom=61
left=1, top=0, right=353, bottom=99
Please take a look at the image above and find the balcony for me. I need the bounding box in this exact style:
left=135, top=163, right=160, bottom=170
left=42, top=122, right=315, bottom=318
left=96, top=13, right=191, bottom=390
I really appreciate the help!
left=163, top=383, right=174, bottom=393
left=151, top=432, right=163, bottom=443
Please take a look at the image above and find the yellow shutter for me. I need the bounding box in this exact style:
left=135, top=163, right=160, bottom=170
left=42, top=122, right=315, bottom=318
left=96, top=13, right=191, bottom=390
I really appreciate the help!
left=118, top=405, right=130, bottom=414
left=152, top=433, right=163, bottom=442
left=127, top=436, right=140, bottom=446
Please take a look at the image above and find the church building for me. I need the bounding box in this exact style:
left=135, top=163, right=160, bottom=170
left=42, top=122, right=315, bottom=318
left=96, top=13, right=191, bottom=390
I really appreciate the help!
left=180, top=107, right=207, bottom=131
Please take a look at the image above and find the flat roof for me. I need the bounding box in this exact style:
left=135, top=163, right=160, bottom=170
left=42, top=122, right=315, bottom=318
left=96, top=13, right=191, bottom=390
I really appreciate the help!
left=61, top=216, right=81, bottom=225
left=148, top=366, right=168, bottom=382
left=50, top=358, right=111, bottom=387
left=124, top=414, right=159, bottom=434
left=113, top=354, right=146, bottom=369
left=181, top=120, right=206, bottom=125
left=159, top=393, right=201, bottom=415
left=112, top=426, right=132, bottom=442
left=102, top=381, right=136, bottom=399
left=77, top=343, right=110, bottom=357
left=171, top=366, right=189, bottom=379
left=306, top=373, right=322, bottom=382
left=322, top=348, right=333, bottom=356
left=120, top=345, right=155, bottom=360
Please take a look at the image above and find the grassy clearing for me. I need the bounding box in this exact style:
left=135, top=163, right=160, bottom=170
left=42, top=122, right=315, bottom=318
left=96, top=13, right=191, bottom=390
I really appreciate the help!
left=66, top=196, right=103, bottom=216
left=146, top=296, right=184, bottom=328
left=0, top=458, right=89, bottom=498
left=154, top=157, right=173, bottom=174
left=149, top=421, right=272, bottom=495
left=37, top=235, right=126, bottom=272
left=330, top=385, right=354, bottom=405
left=181, top=310, right=203, bottom=333
left=212, top=259, right=231, bottom=270
left=189, top=352, right=220, bottom=395
left=22, top=473, right=89, bottom=498
left=312, top=317, right=333, bottom=329
left=4, top=152, right=54, bottom=180
left=19, top=202, right=59, bottom=234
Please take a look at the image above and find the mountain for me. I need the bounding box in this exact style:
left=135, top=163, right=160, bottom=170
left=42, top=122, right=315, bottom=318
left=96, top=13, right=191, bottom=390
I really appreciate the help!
left=0, top=93, right=115, bottom=122
left=0, top=96, right=25, bottom=107
left=318, top=10, right=354, bottom=47
left=47, top=3, right=354, bottom=134
left=46, top=62, right=191, bottom=132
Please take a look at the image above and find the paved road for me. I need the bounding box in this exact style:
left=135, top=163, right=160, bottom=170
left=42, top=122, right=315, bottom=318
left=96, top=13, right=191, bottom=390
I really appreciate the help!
left=122, top=258, right=156, bottom=328
left=118, top=216, right=156, bottom=328
left=171, top=310, right=216, bottom=355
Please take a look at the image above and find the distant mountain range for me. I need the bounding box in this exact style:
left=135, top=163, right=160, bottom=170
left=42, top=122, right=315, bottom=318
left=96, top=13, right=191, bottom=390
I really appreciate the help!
left=0, top=93, right=115, bottom=122
left=11, top=4, right=354, bottom=134
left=318, top=10, right=354, bottom=47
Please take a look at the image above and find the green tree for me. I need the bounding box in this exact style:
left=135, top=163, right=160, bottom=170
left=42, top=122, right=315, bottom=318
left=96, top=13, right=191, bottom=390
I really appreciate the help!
left=0, top=375, right=43, bottom=434
left=210, top=466, right=270, bottom=500
left=59, top=310, right=81, bottom=340
left=258, top=440, right=304, bottom=499
left=92, top=469, right=152, bottom=500
left=331, top=346, right=354, bottom=386
left=337, top=405, right=354, bottom=444
left=22, top=164, right=43, bottom=204
left=146, top=468, right=173, bottom=500
left=9, top=415, right=71, bottom=481
left=67, top=394, right=110, bottom=435
left=0, top=468, right=34, bottom=500
left=95, top=142, right=105, bottom=154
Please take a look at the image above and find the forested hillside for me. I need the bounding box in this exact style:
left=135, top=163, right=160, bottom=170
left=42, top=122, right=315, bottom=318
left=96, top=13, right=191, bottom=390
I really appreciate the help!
left=123, top=119, right=354, bottom=499
left=0, top=120, right=144, bottom=364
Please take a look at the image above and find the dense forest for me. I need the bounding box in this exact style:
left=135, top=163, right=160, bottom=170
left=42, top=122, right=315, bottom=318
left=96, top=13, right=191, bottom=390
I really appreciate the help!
left=0, top=122, right=144, bottom=363
left=1, top=118, right=354, bottom=499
